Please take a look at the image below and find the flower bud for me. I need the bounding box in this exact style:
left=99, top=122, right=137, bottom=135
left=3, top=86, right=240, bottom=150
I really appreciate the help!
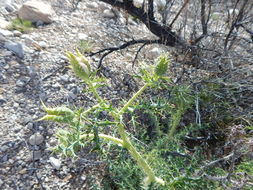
left=66, top=51, right=91, bottom=81
left=155, top=55, right=169, bottom=76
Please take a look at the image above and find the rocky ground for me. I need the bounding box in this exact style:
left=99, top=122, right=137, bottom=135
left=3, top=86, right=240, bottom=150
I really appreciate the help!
left=0, top=0, right=252, bottom=190
left=0, top=0, right=163, bottom=189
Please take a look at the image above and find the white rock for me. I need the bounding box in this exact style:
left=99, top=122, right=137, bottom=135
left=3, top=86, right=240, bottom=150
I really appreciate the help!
left=86, top=2, right=98, bottom=9
left=146, top=47, right=163, bottom=59
left=49, top=157, right=61, bottom=170
left=78, top=33, right=88, bottom=40
left=13, top=30, right=22, bottom=37
left=4, top=41, right=24, bottom=58
left=102, top=9, right=116, bottom=19
left=0, top=18, right=10, bottom=29
left=38, top=41, right=47, bottom=48
left=18, top=0, right=55, bottom=24
left=134, top=0, right=144, bottom=7
left=29, top=133, right=44, bottom=145
left=155, top=0, right=166, bottom=10
left=0, top=29, right=13, bottom=37
left=97, top=2, right=108, bottom=10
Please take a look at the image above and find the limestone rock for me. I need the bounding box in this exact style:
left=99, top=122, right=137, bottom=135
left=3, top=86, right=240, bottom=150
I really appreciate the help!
left=18, top=0, right=55, bottom=24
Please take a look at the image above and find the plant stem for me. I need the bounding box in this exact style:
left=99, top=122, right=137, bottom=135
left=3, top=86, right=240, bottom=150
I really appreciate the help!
left=119, top=83, right=150, bottom=114
left=168, top=109, right=183, bottom=138
left=81, top=103, right=101, bottom=116
left=80, top=133, right=124, bottom=145
left=115, top=82, right=164, bottom=186
left=88, top=81, right=103, bottom=103
left=117, top=122, right=165, bottom=186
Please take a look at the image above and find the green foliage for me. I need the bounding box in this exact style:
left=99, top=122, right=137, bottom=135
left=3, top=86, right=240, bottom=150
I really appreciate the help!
left=155, top=55, right=170, bottom=76
left=78, top=40, right=94, bottom=54
left=105, top=132, right=219, bottom=190
left=66, top=50, right=91, bottom=81
left=129, top=84, right=193, bottom=140
left=169, top=85, right=194, bottom=137
left=39, top=53, right=170, bottom=187
left=8, top=18, right=33, bottom=33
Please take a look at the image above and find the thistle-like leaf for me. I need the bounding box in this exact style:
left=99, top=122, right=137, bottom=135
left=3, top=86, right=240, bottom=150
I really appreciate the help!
left=38, top=101, right=75, bottom=123
left=66, top=51, right=91, bottom=81
left=155, top=55, right=169, bottom=76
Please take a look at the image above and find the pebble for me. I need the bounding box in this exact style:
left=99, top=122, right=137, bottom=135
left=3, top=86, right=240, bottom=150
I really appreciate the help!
left=38, top=41, right=48, bottom=48
left=146, top=47, right=163, bottom=59
left=78, top=33, right=88, bottom=40
left=0, top=18, right=10, bottom=29
left=29, top=133, right=44, bottom=145
left=49, top=157, right=61, bottom=170
left=30, top=150, right=42, bottom=161
left=102, top=9, right=116, bottom=19
left=60, top=74, right=69, bottom=83
left=0, top=95, right=6, bottom=105
left=0, top=29, right=14, bottom=37
left=0, top=178, right=3, bottom=187
left=86, top=2, right=98, bottom=9
left=13, top=30, right=22, bottom=37
left=0, top=145, right=9, bottom=152
left=4, top=41, right=24, bottom=58
left=68, top=91, right=77, bottom=100
left=16, top=80, right=25, bottom=87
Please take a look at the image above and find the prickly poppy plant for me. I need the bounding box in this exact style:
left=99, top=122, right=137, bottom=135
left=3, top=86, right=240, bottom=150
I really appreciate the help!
left=39, top=51, right=170, bottom=187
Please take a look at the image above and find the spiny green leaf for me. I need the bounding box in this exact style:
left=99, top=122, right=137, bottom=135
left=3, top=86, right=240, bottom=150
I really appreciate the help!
left=155, top=55, right=169, bottom=76
left=66, top=51, right=91, bottom=81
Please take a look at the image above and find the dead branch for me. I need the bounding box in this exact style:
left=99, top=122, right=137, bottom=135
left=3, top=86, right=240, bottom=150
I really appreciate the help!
left=90, top=39, right=161, bottom=69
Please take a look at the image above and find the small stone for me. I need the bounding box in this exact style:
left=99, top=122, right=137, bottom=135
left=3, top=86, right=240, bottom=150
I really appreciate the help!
left=86, top=2, right=98, bottom=9
left=49, top=157, right=61, bottom=170
left=60, top=74, right=69, bottom=83
left=29, top=133, right=44, bottom=145
left=0, top=95, right=6, bottom=106
left=146, top=47, right=163, bottom=59
left=0, top=29, right=14, bottom=37
left=78, top=33, right=88, bottom=40
left=13, top=30, right=22, bottom=37
left=16, top=80, right=25, bottom=87
left=0, top=178, right=3, bottom=187
left=19, top=168, right=27, bottom=174
left=68, top=92, right=77, bottom=100
left=2, top=155, right=8, bottom=162
left=38, top=41, right=47, bottom=48
left=0, top=18, right=10, bottom=29
left=4, top=41, right=24, bottom=58
left=27, top=66, right=36, bottom=77
left=102, top=9, right=116, bottom=19
left=5, top=3, right=16, bottom=12
left=30, top=150, right=42, bottom=160
left=1, top=145, right=9, bottom=152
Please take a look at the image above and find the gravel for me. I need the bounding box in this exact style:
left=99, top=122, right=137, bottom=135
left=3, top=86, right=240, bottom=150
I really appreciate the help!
left=0, top=0, right=153, bottom=189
